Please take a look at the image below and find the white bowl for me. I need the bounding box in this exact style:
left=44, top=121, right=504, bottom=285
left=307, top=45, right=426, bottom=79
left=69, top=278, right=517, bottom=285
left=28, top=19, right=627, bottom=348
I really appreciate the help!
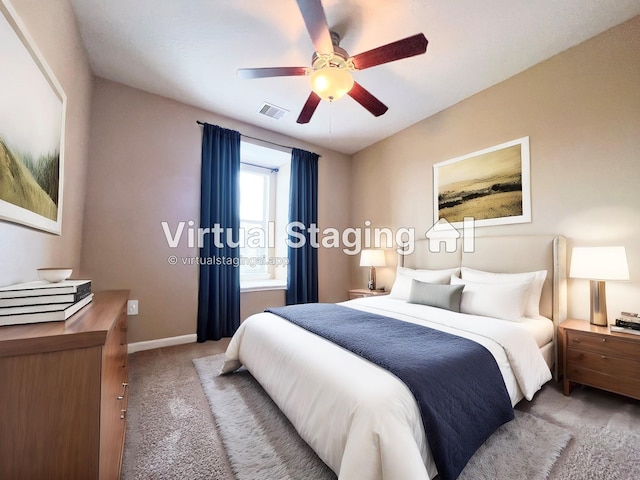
left=37, top=268, right=73, bottom=283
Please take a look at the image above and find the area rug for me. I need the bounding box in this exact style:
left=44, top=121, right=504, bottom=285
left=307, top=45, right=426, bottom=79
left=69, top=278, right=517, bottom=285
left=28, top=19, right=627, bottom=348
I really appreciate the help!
left=194, top=354, right=570, bottom=480
left=519, top=383, right=640, bottom=480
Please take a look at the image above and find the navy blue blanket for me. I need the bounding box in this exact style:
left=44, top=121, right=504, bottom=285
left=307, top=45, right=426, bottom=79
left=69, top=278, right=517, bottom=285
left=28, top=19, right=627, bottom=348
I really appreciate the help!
left=266, top=303, right=514, bottom=480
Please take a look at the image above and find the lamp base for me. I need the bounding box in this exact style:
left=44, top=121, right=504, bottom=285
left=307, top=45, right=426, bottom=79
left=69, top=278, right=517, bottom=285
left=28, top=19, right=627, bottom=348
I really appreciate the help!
left=590, top=280, right=608, bottom=326
left=368, top=266, right=377, bottom=291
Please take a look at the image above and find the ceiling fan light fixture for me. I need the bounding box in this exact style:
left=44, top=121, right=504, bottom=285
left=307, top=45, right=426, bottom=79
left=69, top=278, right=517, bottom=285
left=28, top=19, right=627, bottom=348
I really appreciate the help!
left=310, top=66, right=354, bottom=102
left=239, top=0, right=428, bottom=124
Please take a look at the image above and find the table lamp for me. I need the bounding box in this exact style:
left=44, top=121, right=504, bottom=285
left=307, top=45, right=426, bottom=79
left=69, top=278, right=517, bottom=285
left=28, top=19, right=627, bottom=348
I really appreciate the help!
left=569, top=246, right=629, bottom=326
left=359, top=250, right=386, bottom=290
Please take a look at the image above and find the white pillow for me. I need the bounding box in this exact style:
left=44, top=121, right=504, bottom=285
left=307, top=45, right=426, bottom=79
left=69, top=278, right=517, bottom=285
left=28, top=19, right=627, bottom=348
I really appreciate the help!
left=389, top=266, right=460, bottom=301
left=450, top=276, right=530, bottom=321
left=460, top=267, right=547, bottom=318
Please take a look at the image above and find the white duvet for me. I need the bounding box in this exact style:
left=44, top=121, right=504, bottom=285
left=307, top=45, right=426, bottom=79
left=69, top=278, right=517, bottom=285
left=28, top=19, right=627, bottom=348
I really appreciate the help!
left=221, top=296, right=552, bottom=480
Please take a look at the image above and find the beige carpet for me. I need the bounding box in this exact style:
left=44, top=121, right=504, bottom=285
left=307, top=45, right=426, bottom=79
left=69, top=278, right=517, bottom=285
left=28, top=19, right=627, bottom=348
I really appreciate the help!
left=122, top=341, right=640, bottom=480
left=121, top=340, right=234, bottom=479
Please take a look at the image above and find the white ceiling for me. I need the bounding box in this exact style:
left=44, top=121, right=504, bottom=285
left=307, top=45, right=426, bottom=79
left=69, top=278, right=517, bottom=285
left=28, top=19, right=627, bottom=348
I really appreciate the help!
left=69, top=0, right=639, bottom=155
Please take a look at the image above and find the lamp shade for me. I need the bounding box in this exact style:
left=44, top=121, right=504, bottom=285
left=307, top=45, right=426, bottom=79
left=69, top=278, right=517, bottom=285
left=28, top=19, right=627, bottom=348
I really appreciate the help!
left=310, top=66, right=354, bottom=102
left=569, top=246, right=629, bottom=281
left=360, top=250, right=386, bottom=267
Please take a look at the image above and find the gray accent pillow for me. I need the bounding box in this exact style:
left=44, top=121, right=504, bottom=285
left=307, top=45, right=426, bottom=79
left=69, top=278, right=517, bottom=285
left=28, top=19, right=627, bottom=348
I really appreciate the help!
left=408, top=280, right=464, bottom=312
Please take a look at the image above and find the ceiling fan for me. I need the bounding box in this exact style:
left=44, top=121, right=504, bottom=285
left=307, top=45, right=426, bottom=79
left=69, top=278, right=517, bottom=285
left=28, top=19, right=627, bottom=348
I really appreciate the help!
left=237, top=0, right=428, bottom=124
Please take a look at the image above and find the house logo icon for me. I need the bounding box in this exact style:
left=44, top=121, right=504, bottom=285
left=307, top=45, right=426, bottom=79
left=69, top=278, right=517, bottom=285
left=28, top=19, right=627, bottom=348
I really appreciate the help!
left=425, top=217, right=476, bottom=253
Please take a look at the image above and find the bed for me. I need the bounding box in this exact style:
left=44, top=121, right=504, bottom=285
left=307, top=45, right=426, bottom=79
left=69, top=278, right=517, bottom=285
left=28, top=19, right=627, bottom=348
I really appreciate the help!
left=222, top=235, right=567, bottom=480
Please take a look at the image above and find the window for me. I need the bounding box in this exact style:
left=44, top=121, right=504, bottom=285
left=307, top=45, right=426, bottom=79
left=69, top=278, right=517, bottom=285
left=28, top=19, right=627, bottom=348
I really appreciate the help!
left=239, top=166, right=271, bottom=278
left=239, top=141, right=290, bottom=291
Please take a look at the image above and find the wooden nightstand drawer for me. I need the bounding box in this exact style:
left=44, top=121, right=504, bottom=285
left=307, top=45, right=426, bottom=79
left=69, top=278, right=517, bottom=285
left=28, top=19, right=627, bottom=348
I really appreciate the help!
left=566, top=330, right=639, bottom=359
left=566, top=349, right=640, bottom=377
left=349, top=292, right=368, bottom=299
left=348, top=289, right=389, bottom=300
left=567, top=364, right=640, bottom=400
left=561, top=318, right=640, bottom=401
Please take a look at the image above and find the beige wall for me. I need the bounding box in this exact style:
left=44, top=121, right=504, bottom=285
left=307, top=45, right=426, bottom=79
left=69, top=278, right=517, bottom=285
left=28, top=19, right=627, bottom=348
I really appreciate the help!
left=241, top=290, right=286, bottom=322
left=0, top=0, right=93, bottom=286
left=350, top=17, right=640, bottom=322
left=80, top=78, right=351, bottom=343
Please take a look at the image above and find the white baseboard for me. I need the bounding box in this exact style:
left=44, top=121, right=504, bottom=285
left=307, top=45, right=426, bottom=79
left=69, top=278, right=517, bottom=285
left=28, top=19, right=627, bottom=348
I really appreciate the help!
left=127, top=334, right=197, bottom=354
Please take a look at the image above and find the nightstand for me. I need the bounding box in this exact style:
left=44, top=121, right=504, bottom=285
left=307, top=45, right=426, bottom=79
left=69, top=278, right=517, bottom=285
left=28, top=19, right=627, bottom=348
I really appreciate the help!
left=348, top=289, right=389, bottom=300
left=559, top=318, right=640, bottom=400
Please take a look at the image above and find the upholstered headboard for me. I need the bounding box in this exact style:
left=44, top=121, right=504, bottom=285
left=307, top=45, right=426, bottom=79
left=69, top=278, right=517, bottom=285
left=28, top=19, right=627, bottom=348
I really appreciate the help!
left=400, top=235, right=567, bottom=379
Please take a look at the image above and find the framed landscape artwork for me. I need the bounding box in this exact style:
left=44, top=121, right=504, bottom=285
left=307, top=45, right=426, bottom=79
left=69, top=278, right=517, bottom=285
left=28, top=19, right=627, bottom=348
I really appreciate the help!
left=0, top=0, right=66, bottom=234
left=433, top=137, right=531, bottom=229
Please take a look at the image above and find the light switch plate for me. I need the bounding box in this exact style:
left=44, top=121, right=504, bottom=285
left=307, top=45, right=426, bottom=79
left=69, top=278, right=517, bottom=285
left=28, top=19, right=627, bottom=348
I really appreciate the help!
left=127, top=300, right=139, bottom=315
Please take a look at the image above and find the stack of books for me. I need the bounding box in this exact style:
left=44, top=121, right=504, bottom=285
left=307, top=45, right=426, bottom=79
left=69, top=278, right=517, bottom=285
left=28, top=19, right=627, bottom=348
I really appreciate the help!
left=610, top=311, right=640, bottom=336
left=0, top=280, right=92, bottom=327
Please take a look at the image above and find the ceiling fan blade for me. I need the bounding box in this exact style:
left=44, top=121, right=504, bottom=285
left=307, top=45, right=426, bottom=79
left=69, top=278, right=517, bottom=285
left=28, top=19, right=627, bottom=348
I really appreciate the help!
left=237, top=67, right=308, bottom=79
left=296, top=0, right=334, bottom=54
left=348, top=82, right=388, bottom=117
left=351, top=33, right=428, bottom=70
left=297, top=92, right=322, bottom=124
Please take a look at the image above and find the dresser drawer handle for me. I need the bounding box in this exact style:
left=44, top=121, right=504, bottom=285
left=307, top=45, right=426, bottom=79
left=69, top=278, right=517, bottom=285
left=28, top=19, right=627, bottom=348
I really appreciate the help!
left=601, top=355, right=607, bottom=359
left=117, top=382, right=129, bottom=400
left=572, top=338, right=581, bottom=343
left=120, top=409, right=127, bottom=420
left=602, top=338, right=606, bottom=342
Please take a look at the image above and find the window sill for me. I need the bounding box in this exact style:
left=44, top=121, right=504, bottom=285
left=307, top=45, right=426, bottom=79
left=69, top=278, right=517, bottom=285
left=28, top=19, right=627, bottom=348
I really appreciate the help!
left=240, top=279, right=287, bottom=293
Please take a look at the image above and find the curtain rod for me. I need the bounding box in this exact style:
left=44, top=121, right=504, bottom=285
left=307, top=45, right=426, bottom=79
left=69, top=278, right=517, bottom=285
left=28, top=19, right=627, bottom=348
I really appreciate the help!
left=242, top=161, right=279, bottom=173
left=196, top=120, right=320, bottom=157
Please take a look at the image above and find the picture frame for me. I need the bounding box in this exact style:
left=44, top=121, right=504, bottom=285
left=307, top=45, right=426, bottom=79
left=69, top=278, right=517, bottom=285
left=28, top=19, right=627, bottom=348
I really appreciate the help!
left=433, top=136, right=531, bottom=229
left=0, top=0, right=67, bottom=234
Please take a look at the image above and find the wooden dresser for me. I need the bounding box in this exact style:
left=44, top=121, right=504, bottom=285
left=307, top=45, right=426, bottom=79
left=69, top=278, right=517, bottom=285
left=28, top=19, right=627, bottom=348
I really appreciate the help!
left=560, top=318, right=640, bottom=400
left=0, top=290, right=129, bottom=479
